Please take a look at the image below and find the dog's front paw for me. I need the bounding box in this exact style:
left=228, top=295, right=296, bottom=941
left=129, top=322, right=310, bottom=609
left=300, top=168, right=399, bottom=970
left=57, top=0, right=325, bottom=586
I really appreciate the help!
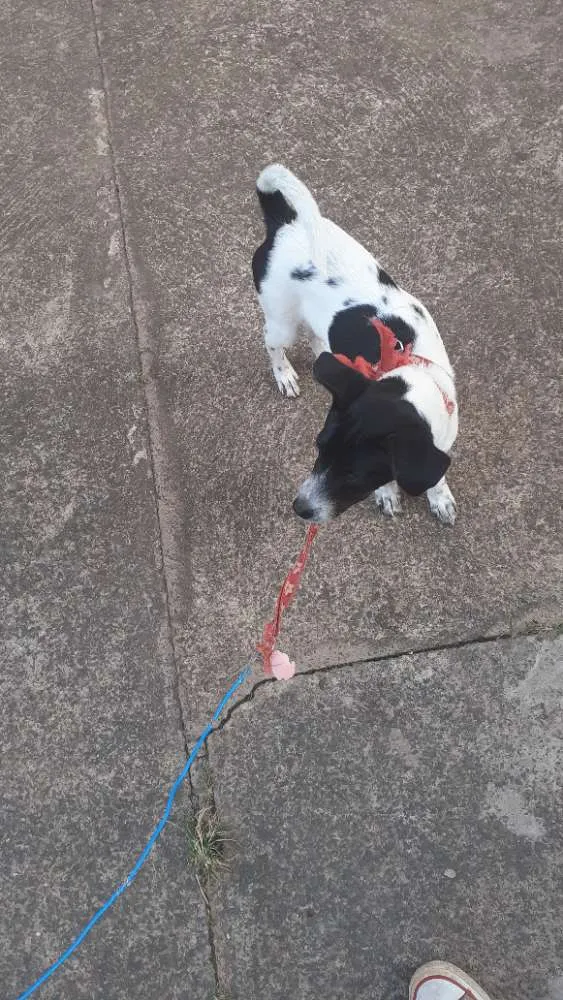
left=427, top=481, right=456, bottom=525
left=274, top=360, right=300, bottom=398
left=374, top=482, right=402, bottom=517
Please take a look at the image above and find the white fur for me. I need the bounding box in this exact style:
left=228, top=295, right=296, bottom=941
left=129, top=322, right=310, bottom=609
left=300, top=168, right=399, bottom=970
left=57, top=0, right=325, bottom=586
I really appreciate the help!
left=426, top=478, right=457, bottom=525
left=255, top=165, right=458, bottom=522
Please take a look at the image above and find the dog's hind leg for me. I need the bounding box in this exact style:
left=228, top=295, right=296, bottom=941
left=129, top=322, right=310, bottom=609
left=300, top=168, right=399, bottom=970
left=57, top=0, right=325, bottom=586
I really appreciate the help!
left=263, top=316, right=300, bottom=398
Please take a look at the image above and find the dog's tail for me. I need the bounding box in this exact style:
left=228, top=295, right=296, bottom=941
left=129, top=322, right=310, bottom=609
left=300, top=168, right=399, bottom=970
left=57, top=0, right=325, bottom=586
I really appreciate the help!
left=256, top=164, right=326, bottom=271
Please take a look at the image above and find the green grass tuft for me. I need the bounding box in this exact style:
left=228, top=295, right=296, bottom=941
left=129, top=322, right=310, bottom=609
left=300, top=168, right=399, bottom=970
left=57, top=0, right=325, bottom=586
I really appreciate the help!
left=186, top=805, right=230, bottom=882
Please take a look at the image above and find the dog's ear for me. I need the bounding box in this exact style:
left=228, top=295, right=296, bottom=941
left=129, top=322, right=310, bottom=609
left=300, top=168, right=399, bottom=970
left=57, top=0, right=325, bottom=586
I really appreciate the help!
left=390, top=423, right=451, bottom=495
left=313, top=352, right=367, bottom=409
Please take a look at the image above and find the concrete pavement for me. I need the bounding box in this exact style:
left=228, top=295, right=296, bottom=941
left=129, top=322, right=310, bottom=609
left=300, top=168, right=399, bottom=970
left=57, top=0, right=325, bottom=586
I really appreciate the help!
left=1, top=0, right=561, bottom=998
left=97, top=0, right=561, bottom=725
left=0, top=2, right=212, bottom=997
left=210, top=636, right=563, bottom=1000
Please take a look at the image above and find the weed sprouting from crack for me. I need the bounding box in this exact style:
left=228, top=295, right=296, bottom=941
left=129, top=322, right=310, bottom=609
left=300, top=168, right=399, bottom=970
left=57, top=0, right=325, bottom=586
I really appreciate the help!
left=187, top=805, right=231, bottom=904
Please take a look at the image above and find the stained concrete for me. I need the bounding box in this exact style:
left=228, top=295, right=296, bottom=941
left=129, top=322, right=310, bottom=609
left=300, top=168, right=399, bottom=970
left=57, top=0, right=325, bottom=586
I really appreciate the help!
left=0, top=2, right=212, bottom=997
left=209, top=636, right=563, bottom=1000
left=2, top=0, right=562, bottom=998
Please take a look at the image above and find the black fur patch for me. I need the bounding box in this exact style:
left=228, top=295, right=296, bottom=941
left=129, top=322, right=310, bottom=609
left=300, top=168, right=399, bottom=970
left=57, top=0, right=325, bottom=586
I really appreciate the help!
left=314, top=352, right=369, bottom=409
left=252, top=242, right=271, bottom=291
left=374, top=374, right=410, bottom=398
left=343, top=298, right=356, bottom=307
left=257, top=188, right=297, bottom=233
left=328, top=305, right=417, bottom=363
left=379, top=314, right=417, bottom=348
left=308, top=375, right=449, bottom=517
left=252, top=188, right=297, bottom=292
left=378, top=267, right=397, bottom=288
left=328, top=305, right=381, bottom=363
left=326, top=277, right=341, bottom=287
left=412, top=304, right=424, bottom=317
left=291, top=264, right=316, bottom=280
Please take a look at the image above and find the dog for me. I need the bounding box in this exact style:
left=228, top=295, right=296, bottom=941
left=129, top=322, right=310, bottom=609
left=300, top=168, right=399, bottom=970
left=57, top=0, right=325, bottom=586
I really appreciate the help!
left=252, top=164, right=458, bottom=525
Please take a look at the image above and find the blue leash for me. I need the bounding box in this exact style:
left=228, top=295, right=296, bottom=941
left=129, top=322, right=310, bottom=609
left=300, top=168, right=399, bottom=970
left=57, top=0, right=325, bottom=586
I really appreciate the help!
left=15, top=666, right=252, bottom=1000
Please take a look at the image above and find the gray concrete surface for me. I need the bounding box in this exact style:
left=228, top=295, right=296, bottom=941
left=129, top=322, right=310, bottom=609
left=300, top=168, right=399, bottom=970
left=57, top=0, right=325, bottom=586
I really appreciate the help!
left=95, top=0, right=561, bottom=728
left=209, top=636, right=563, bottom=1000
left=0, top=2, right=212, bottom=998
left=1, top=0, right=561, bottom=999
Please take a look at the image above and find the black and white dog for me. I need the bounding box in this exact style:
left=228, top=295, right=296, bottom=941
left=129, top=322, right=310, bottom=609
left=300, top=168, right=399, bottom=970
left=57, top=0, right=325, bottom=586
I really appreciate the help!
left=252, top=164, right=458, bottom=525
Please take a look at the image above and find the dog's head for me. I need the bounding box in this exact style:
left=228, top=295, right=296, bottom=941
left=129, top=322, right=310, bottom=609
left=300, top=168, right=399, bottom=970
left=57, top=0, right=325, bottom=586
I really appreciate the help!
left=293, top=353, right=450, bottom=523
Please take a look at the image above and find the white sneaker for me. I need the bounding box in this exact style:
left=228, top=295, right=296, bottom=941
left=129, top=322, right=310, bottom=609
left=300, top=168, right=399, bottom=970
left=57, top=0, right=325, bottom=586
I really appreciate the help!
left=410, top=961, right=493, bottom=1000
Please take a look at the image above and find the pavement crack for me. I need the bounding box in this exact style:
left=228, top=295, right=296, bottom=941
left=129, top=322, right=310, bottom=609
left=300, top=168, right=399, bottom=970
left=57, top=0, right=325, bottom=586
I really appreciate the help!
left=88, top=0, right=191, bottom=749
left=212, top=627, right=543, bottom=733
left=87, top=4, right=223, bottom=992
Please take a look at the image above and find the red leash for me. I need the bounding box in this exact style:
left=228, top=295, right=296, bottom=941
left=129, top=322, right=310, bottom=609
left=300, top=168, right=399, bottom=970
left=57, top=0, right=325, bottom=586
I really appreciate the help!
left=257, top=524, right=319, bottom=677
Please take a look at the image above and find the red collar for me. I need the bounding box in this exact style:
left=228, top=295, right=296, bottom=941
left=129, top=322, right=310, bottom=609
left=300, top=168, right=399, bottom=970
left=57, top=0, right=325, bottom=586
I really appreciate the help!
left=334, top=317, right=456, bottom=416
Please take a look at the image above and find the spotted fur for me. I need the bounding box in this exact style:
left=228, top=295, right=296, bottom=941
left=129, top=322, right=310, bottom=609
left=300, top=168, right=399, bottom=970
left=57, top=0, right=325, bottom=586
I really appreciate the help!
left=253, top=164, right=458, bottom=524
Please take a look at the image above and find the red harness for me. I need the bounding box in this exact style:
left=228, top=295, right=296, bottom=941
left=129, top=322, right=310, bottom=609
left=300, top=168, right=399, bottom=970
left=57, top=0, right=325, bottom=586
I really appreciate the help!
left=333, top=317, right=456, bottom=416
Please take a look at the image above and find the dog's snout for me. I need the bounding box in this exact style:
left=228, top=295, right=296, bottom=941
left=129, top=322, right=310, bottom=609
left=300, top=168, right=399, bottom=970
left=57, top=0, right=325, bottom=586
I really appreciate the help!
left=293, top=496, right=315, bottom=521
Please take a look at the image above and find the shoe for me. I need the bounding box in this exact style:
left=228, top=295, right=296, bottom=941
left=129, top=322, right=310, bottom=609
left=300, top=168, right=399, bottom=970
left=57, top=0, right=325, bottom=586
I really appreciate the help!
left=410, top=961, right=492, bottom=1000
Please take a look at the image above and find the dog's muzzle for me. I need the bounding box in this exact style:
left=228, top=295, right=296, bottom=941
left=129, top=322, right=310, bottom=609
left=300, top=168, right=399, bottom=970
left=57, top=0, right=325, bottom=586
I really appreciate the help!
left=293, top=474, right=333, bottom=524
left=292, top=495, right=316, bottom=521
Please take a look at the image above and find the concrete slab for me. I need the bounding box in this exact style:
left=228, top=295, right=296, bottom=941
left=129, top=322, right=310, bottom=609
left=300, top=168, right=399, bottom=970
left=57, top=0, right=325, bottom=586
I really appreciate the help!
left=0, top=2, right=212, bottom=997
left=3, top=1, right=561, bottom=999
left=209, top=635, right=563, bottom=1000
left=95, top=0, right=562, bottom=728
